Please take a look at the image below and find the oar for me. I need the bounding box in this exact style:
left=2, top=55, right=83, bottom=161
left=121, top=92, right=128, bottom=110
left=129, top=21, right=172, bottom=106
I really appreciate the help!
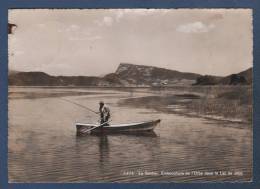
left=60, top=98, right=99, bottom=115
left=83, top=120, right=112, bottom=134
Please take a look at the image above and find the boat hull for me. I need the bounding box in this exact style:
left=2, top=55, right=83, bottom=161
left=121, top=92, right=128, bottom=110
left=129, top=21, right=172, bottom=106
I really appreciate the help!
left=76, top=119, right=161, bottom=135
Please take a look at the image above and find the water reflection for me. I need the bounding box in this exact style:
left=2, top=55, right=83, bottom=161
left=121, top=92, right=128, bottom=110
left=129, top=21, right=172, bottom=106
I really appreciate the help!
left=98, top=135, right=109, bottom=164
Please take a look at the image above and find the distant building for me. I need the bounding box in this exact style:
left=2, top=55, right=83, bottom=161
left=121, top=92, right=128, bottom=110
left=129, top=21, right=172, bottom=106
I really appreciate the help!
left=161, top=80, right=168, bottom=85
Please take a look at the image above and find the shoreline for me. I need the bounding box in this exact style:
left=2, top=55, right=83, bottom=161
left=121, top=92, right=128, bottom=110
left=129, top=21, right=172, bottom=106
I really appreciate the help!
left=118, top=86, right=252, bottom=125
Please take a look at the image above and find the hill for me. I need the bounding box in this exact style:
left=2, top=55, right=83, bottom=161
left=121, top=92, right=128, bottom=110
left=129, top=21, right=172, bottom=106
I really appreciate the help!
left=9, top=63, right=202, bottom=86
left=115, top=63, right=200, bottom=86
left=219, top=67, right=252, bottom=85
left=194, top=67, right=252, bottom=85
left=8, top=72, right=111, bottom=86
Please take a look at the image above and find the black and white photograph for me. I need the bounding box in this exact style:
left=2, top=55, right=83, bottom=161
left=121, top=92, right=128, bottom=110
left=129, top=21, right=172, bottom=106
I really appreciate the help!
left=8, top=9, right=253, bottom=182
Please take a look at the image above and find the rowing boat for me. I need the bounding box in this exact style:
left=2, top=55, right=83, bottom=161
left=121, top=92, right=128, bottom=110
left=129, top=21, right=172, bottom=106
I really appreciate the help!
left=76, top=119, right=161, bottom=135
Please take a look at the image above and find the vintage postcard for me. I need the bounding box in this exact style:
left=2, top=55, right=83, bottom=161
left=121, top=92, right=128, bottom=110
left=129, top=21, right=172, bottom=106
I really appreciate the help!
left=8, top=9, right=252, bottom=183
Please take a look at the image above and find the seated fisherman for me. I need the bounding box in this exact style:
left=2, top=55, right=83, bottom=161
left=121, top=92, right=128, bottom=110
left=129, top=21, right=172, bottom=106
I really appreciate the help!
left=99, top=101, right=111, bottom=126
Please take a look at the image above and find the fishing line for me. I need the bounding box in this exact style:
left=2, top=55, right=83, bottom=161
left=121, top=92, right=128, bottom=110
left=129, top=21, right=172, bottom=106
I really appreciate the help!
left=59, top=98, right=99, bottom=115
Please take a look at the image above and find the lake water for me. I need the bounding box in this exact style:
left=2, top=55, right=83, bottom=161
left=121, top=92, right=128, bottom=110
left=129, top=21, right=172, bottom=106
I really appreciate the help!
left=8, top=87, right=252, bottom=182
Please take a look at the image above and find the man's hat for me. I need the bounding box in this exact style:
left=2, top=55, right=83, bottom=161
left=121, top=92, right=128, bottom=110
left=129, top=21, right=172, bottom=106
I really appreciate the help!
left=99, top=101, right=104, bottom=105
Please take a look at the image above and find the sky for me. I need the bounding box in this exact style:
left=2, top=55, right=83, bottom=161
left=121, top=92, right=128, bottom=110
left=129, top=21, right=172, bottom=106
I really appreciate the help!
left=8, top=9, right=253, bottom=76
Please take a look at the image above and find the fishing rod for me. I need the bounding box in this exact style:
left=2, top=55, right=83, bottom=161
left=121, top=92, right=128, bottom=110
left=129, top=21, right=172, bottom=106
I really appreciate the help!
left=60, top=98, right=99, bottom=115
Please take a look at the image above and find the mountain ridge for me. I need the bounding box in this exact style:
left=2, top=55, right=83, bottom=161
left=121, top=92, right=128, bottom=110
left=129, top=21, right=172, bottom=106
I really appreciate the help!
left=194, top=67, right=252, bottom=85
left=115, top=63, right=200, bottom=86
left=9, top=63, right=252, bottom=86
